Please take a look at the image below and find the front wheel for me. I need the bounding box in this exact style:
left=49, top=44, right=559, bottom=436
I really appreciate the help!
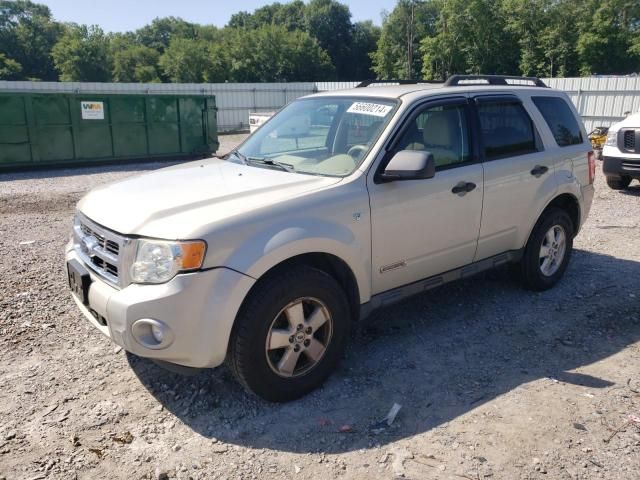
left=606, top=176, right=631, bottom=190
left=517, top=208, right=574, bottom=291
left=227, top=265, right=350, bottom=402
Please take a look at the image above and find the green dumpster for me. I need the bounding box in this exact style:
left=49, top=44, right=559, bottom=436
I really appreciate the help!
left=0, top=92, right=218, bottom=170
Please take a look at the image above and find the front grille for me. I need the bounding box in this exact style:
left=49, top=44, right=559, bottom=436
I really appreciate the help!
left=73, top=214, right=127, bottom=287
left=624, top=130, right=635, bottom=151
left=80, top=223, right=120, bottom=256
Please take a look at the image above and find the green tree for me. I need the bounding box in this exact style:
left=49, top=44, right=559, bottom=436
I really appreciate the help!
left=275, top=0, right=306, bottom=31
left=0, top=52, right=21, bottom=79
left=51, top=24, right=111, bottom=81
left=158, top=37, right=211, bottom=83
left=304, top=0, right=353, bottom=78
left=501, top=0, right=550, bottom=76
left=349, top=21, right=381, bottom=80
left=137, top=17, right=197, bottom=52
left=372, top=0, right=438, bottom=79
left=225, top=24, right=334, bottom=82
left=228, top=1, right=306, bottom=31
left=111, top=34, right=161, bottom=83
left=0, top=0, right=62, bottom=80
left=538, top=0, right=584, bottom=77
left=577, top=0, right=640, bottom=75
left=420, top=0, right=517, bottom=80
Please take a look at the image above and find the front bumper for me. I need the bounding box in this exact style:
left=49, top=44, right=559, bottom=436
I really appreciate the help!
left=603, top=156, right=640, bottom=179
left=65, top=246, right=255, bottom=368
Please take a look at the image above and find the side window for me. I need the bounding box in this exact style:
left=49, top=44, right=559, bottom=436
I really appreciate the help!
left=532, top=96, right=583, bottom=147
left=477, top=100, right=538, bottom=160
left=397, top=103, right=471, bottom=169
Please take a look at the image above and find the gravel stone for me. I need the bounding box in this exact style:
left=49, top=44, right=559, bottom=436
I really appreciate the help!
left=0, top=139, right=639, bottom=479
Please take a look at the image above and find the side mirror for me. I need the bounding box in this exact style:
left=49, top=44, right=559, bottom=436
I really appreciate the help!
left=379, top=150, right=436, bottom=182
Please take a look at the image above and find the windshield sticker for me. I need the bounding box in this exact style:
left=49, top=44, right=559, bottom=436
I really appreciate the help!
left=347, top=102, right=393, bottom=117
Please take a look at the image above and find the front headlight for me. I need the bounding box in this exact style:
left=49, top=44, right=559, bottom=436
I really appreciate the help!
left=130, top=239, right=207, bottom=284
left=605, top=131, right=618, bottom=147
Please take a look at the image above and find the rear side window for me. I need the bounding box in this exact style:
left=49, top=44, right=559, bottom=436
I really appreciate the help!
left=477, top=101, right=538, bottom=160
left=532, top=96, right=583, bottom=147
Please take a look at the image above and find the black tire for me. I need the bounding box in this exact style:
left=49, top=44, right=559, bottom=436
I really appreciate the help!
left=606, top=176, right=631, bottom=190
left=227, top=265, right=350, bottom=402
left=517, top=207, right=574, bottom=291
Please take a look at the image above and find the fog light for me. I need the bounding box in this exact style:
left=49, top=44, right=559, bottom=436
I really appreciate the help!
left=131, top=318, right=174, bottom=350
left=151, top=324, right=164, bottom=343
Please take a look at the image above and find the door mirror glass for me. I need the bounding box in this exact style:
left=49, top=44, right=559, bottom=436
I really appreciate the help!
left=380, top=150, right=436, bottom=182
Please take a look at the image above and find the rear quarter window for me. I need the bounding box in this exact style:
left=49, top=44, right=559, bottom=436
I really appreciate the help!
left=477, top=101, right=538, bottom=160
left=532, top=96, right=583, bottom=147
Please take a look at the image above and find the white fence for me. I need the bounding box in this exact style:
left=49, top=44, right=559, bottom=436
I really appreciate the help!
left=2, top=77, right=640, bottom=133
left=545, top=77, right=640, bottom=132
left=317, top=78, right=640, bottom=133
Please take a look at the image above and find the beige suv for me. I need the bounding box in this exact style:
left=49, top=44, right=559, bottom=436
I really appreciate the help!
left=66, top=75, right=595, bottom=402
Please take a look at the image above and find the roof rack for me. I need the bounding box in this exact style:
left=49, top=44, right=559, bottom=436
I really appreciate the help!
left=444, top=75, right=548, bottom=88
left=356, top=79, right=442, bottom=88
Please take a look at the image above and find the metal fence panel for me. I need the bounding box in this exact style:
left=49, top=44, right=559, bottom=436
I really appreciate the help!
left=544, top=77, right=640, bottom=132
left=3, top=77, right=640, bottom=134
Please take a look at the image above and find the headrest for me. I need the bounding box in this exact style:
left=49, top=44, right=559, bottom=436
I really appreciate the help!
left=423, top=111, right=457, bottom=146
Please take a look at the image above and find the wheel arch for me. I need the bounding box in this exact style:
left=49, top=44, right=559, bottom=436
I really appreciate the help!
left=527, top=192, right=581, bottom=244
left=543, top=193, right=581, bottom=237
left=241, top=252, right=362, bottom=324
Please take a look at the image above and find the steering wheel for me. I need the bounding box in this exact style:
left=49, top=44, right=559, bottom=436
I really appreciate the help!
left=347, top=144, right=368, bottom=160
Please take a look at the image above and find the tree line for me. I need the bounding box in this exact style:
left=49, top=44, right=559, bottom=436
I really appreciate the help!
left=1, top=0, right=639, bottom=84
left=376, top=0, right=640, bottom=80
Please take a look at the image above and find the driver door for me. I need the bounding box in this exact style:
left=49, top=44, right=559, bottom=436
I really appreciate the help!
left=368, top=97, right=484, bottom=294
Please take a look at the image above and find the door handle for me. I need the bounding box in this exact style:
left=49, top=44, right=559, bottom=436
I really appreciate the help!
left=530, top=165, right=549, bottom=177
left=452, top=182, right=476, bottom=195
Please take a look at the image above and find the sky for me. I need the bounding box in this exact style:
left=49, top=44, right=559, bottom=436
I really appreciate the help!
left=37, top=0, right=397, bottom=32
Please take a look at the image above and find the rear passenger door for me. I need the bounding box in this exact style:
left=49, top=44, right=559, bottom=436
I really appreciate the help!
left=472, top=94, right=557, bottom=261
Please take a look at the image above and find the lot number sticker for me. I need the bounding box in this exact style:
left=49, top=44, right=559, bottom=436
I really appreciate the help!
left=81, top=101, right=104, bottom=120
left=347, top=102, right=393, bottom=117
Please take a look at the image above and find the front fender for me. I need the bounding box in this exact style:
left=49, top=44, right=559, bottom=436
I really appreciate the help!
left=223, top=218, right=371, bottom=303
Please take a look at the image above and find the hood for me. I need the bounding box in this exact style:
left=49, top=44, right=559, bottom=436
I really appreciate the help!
left=78, top=158, right=342, bottom=238
left=612, top=112, right=640, bottom=129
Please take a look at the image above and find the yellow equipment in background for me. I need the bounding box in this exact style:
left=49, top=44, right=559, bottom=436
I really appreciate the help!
left=588, top=126, right=609, bottom=160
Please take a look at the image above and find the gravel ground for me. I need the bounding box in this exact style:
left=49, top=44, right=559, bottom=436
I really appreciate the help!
left=1, top=137, right=639, bottom=480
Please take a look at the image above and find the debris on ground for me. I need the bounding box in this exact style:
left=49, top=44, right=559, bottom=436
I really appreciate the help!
left=112, top=432, right=134, bottom=444
left=370, top=403, right=402, bottom=434
left=1, top=143, right=639, bottom=479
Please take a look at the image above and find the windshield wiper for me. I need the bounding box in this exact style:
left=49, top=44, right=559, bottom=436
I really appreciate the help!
left=246, top=157, right=296, bottom=173
left=226, top=149, right=249, bottom=164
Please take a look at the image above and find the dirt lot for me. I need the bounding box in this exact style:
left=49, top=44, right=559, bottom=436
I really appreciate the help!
left=1, top=136, right=639, bottom=480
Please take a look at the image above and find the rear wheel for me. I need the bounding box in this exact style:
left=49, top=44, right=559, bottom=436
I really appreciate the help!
left=606, top=176, right=631, bottom=190
left=517, top=208, right=574, bottom=291
left=227, top=265, right=350, bottom=402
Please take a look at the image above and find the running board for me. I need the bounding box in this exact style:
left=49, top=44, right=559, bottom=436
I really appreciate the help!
left=360, top=250, right=523, bottom=320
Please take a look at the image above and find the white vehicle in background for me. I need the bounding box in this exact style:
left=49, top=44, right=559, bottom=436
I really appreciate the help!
left=603, top=112, right=640, bottom=190
left=249, top=111, right=275, bottom=133
left=66, top=75, right=595, bottom=402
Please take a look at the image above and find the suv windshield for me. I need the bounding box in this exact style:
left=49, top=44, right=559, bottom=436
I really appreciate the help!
left=233, top=97, right=398, bottom=177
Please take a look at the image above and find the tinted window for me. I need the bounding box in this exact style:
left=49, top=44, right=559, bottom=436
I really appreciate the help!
left=478, top=101, right=537, bottom=160
left=532, top=96, right=583, bottom=147
left=397, top=104, right=471, bottom=169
